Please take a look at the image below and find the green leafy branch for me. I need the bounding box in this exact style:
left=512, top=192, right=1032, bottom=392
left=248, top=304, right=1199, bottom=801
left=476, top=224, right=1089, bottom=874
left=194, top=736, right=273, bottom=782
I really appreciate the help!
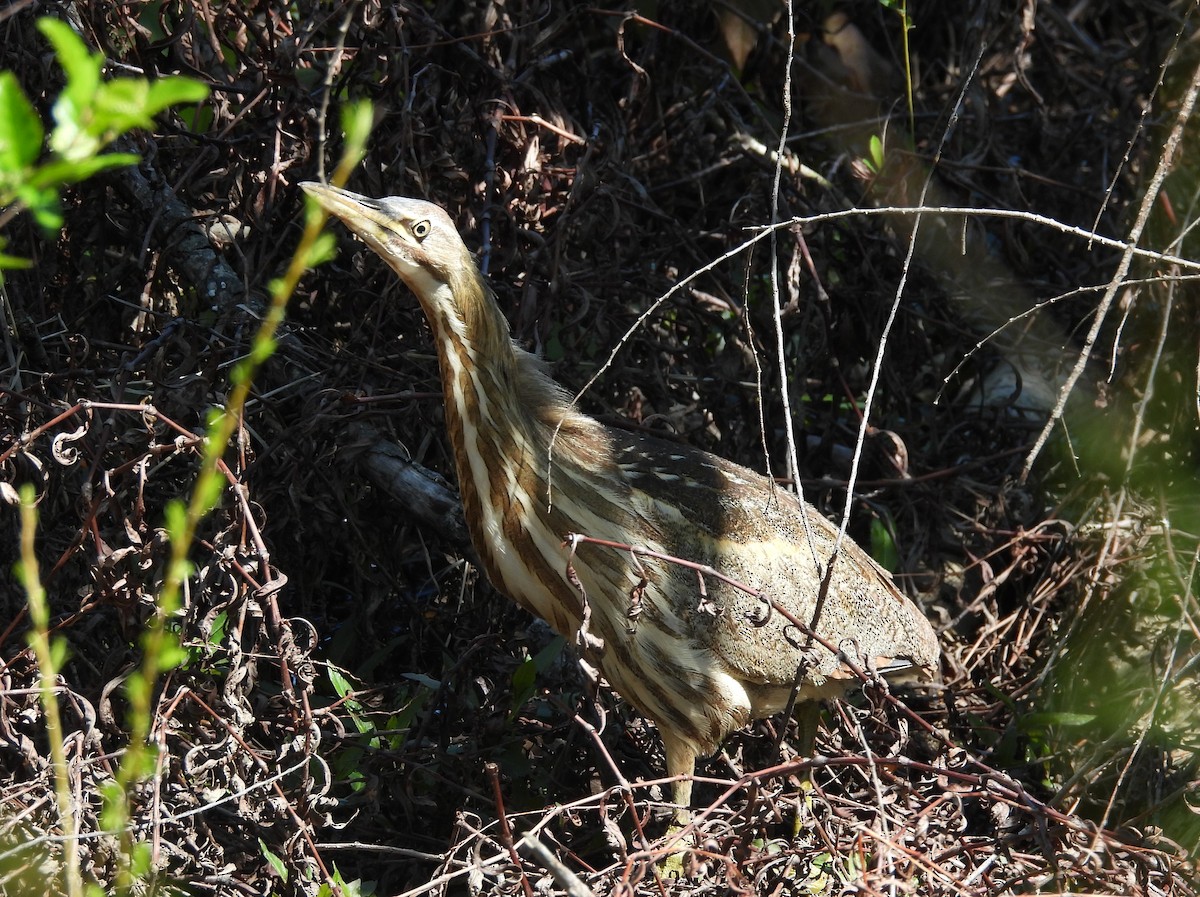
left=7, top=16, right=372, bottom=893
left=105, top=100, right=372, bottom=892
left=0, top=18, right=208, bottom=264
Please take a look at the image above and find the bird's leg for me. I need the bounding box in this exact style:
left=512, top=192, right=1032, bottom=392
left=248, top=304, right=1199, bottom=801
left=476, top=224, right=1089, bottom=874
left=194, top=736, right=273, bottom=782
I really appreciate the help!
left=660, top=730, right=697, bottom=822
left=789, top=701, right=823, bottom=839
left=657, top=731, right=698, bottom=877
left=794, top=701, right=822, bottom=758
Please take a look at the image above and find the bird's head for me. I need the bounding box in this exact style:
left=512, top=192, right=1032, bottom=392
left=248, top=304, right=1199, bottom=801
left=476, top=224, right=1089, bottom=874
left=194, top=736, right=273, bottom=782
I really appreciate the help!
left=301, top=182, right=477, bottom=307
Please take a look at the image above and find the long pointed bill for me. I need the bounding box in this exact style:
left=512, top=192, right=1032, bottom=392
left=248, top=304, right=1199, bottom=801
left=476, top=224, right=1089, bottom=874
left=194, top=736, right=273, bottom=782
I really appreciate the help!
left=301, top=182, right=397, bottom=249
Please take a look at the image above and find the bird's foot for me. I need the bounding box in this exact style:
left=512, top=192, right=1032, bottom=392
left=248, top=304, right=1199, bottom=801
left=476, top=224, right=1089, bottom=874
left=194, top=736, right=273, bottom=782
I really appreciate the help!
left=657, top=817, right=694, bottom=878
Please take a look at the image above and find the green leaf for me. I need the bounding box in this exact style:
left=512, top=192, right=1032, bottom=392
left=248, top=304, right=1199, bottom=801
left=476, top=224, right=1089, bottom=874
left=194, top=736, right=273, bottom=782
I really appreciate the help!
left=182, top=102, right=214, bottom=133
left=304, top=231, right=337, bottom=267
left=208, top=610, right=228, bottom=646
left=49, top=634, right=72, bottom=670
left=868, top=134, right=885, bottom=173
left=144, top=77, right=209, bottom=115
left=38, top=19, right=103, bottom=113
left=0, top=72, right=44, bottom=173
left=129, top=841, right=153, bottom=877
left=331, top=666, right=372, bottom=735
left=98, top=780, right=127, bottom=832
left=95, top=75, right=206, bottom=138
left=0, top=252, right=32, bottom=270
left=328, top=666, right=353, bottom=699
left=155, top=631, right=188, bottom=670
left=1018, top=711, right=1098, bottom=733
left=132, top=742, right=160, bottom=779
left=510, top=656, right=537, bottom=715
left=21, top=184, right=63, bottom=231
left=48, top=96, right=100, bottom=163
left=389, top=687, right=430, bottom=747
left=37, top=18, right=207, bottom=163
left=39, top=20, right=104, bottom=162
left=402, top=672, right=441, bottom=690
left=870, top=517, right=899, bottom=572
left=326, top=870, right=370, bottom=897
left=259, top=839, right=288, bottom=883
left=93, top=78, right=156, bottom=136
left=28, top=153, right=139, bottom=189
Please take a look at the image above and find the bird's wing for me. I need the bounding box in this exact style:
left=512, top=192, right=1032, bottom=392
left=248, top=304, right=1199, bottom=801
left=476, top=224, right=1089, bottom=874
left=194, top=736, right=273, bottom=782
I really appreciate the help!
left=612, top=431, right=939, bottom=687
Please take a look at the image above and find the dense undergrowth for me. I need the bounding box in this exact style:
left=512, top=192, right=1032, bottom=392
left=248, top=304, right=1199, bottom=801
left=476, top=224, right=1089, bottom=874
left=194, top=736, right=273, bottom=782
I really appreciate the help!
left=1, top=1, right=1198, bottom=894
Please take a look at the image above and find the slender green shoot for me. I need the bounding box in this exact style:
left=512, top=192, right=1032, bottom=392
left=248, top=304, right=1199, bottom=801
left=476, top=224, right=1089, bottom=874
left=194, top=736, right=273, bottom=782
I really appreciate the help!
left=17, top=485, right=83, bottom=897
left=879, top=0, right=916, bottom=135
left=104, top=100, right=373, bottom=893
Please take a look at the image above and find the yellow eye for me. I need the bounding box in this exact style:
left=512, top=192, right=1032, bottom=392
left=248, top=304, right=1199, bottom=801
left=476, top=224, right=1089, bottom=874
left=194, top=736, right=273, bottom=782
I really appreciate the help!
left=411, top=219, right=431, bottom=240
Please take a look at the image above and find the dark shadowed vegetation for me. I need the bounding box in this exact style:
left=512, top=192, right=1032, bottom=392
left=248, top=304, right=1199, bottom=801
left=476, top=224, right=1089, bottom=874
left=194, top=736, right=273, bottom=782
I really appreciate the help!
left=1, top=1, right=1198, bottom=894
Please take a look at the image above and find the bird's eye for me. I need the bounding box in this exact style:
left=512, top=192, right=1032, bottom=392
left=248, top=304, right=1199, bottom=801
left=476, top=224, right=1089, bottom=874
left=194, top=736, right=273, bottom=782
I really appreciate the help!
left=411, top=220, right=431, bottom=240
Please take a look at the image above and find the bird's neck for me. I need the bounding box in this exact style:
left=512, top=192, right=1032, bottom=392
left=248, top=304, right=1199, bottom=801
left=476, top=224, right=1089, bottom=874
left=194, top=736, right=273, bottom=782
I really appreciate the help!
left=421, top=277, right=546, bottom=464
left=420, top=276, right=620, bottom=634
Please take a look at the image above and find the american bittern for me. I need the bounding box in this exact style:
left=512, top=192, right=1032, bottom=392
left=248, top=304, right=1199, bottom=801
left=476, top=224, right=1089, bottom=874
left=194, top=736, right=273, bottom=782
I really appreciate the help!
left=302, top=183, right=939, bottom=812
